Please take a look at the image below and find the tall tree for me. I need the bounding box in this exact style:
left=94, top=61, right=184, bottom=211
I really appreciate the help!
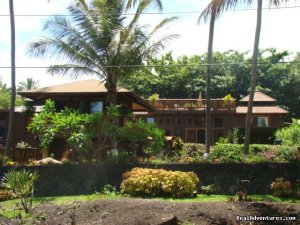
left=198, top=2, right=218, bottom=156
left=199, top=0, right=289, bottom=155
left=5, top=0, right=16, bottom=160
left=29, top=0, right=177, bottom=107
left=17, top=77, right=39, bottom=91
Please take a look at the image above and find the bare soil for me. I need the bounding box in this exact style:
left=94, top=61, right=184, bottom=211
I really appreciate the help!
left=1, top=199, right=299, bottom=225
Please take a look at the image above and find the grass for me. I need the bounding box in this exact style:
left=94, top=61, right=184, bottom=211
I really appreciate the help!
left=0, top=193, right=299, bottom=218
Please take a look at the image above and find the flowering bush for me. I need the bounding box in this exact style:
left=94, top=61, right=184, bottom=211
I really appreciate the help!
left=120, top=168, right=199, bottom=198
left=270, top=178, right=293, bottom=197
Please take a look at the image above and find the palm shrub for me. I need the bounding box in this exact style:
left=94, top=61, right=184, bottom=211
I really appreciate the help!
left=1, top=170, right=39, bottom=214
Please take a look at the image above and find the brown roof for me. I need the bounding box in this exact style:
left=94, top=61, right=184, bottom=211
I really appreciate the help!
left=240, top=91, right=276, bottom=102
left=18, top=79, right=129, bottom=94
left=236, top=106, right=288, bottom=114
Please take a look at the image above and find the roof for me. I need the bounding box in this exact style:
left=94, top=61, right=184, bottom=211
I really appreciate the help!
left=236, top=106, right=288, bottom=114
left=239, top=91, right=276, bottom=102
left=18, top=79, right=129, bottom=95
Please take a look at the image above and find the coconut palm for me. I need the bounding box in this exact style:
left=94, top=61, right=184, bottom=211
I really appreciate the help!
left=5, top=0, right=16, bottom=160
left=199, top=0, right=289, bottom=155
left=198, top=3, right=217, bottom=156
left=126, top=0, right=162, bottom=11
left=29, top=0, right=177, bottom=106
left=17, top=78, right=40, bottom=91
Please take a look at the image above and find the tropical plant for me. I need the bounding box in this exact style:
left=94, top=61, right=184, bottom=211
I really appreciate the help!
left=1, top=170, right=39, bottom=214
left=17, top=77, right=39, bottom=91
left=29, top=0, right=177, bottom=107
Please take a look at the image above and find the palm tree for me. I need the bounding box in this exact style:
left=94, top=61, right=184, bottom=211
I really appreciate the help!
left=5, top=0, right=16, bottom=160
left=29, top=0, right=177, bottom=106
left=126, top=0, right=162, bottom=11
left=200, top=0, right=289, bottom=155
left=198, top=2, right=217, bottom=157
left=17, top=78, right=39, bottom=91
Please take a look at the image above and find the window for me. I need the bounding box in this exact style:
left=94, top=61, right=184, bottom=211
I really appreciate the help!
left=146, top=117, right=155, bottom=123
left=195, top=117, right=205, bottom=126
left=166, top=118, right=170, bottom=124
left=0, top=116, right=6, bottom=138
left=188, top=118, right=193, bottom=125
left=177, top=118, right=181, bottom=124
left=90, top=101, right=103, bottom=113
left=186, top=129, right=196, bottom=143
left=214, top=129, right=224, bottom=142
left=158, top=118, right=163, bottom=124
left=252, top=117, right=269, bottom=128
left=214, top=118, right=223, bottom=128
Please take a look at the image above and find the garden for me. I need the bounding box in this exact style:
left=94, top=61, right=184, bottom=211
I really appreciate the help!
left=0, top=101, right=299, bottom=224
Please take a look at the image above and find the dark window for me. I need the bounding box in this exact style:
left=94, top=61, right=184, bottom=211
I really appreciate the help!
left=214, top=118, right=223, bottom=128
left=197, top=130, right=205, bottom=144
left=195, top=118, right=201, bottom=125
left=159, top=118, right=163, bottom=124
left=177, top=118, right=181, bottom=124
left=166, top=118, right=170, bottom=124
left=188, top=118, right=193, bottom=125
left=214, top=129, right=224, bottom=142
left=164, top=129, right=171, bottom=136
left=186, top=129, right=196, bottom=143
left=0, top=116, right=5, bottom=138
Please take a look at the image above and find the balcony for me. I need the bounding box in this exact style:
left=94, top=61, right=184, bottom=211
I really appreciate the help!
left=148, top=99, right=235, bottom=111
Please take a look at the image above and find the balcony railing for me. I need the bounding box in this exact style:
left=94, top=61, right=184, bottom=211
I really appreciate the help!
left=148, top=99, right=235, bottom=111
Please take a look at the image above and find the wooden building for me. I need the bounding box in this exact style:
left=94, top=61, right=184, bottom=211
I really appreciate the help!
left=0, top=79, right=288, bottom=160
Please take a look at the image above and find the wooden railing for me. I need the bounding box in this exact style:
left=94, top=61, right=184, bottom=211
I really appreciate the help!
left=0, top=147, right=40, bottom=163
left=148, top=99, right=235, bottom=111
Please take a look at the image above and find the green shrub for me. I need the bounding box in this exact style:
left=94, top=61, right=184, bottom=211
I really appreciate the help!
left=1, top=170, right=39, bottom=214
left=211, top=144, right=297, bottom=163
left=120, top=168, right=199, bottom=198
left=0, top=189, right=15, bottom=202
left=270, top=178, right=293, bottom=197
left=170, top=143, right=205, bottom=163
left=200, top=185, right=215, bottom=196
left=276, top=119, right=300, bottom=146
left=210, top=144, right=243, bottom=162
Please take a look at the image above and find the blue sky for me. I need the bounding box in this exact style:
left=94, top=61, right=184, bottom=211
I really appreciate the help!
left=0, top=0, right=300, bottom=87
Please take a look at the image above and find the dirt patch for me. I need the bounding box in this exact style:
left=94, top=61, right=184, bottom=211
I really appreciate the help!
left=2, top=199, right=299, bottom=225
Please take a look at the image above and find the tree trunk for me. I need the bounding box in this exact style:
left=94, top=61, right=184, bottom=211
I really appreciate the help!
left=105, top=72, right=118, bottom=106
left=243, top=0, right=263, bottom=155
left=5, top=0, right=16, bottom=160
left=204, top=9, right=216, bottom=157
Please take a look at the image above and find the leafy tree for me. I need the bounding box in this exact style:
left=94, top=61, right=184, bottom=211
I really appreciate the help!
left=27, top=100, right=165, bottom=160
left=276, top=119, right=300, bottom=146
left=0, top=81, right=11, bottom=109
left=29, top=0, right=177, bottom=107
left=121, top=119, right=165, bottom=157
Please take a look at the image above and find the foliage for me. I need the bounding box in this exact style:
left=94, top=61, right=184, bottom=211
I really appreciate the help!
left=101, top=184, right=117, bottom=196
left=0, top=189, right=15, bottom=202
left=270, top=178, right=293, bottom=197
left=222, top=94, right=234, bottom=108
left=236, top=191, right=252, bottom=202
left=17, top=77, right=39, bottom=91
left=15, top=141, right=31, bottom=149
left=29, top=0, right=177, bottom=106
left=200, top=185, right=215, bottom=196
left=210, top=144, right=297, bottom=163
left=121, top=119, right=165, bottom=156
left=121, top=49, right=300, bottom=117
left=120, top=168, right=199, bottom=198
left=28, top=100, right=165, bottom=160
left=1, top=170, right=38, bottom=214
left=0, top=79, right=23, bottom=109
left=148, top=93, right=160, bottom=105
left=171, top=137, right=184, bottom=155
left=275, top=119, right=300, bottom=146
